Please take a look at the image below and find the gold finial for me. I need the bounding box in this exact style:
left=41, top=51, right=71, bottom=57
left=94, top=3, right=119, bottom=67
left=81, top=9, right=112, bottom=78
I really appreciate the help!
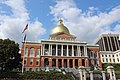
left=57, top=18, right=63, bottom=25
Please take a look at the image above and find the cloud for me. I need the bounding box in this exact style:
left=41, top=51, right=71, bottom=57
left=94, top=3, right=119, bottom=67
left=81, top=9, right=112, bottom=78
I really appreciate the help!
left=0, top=0, right=46, bottom=45
left=50, top=0, right=120, bottom=43
left=113, top=24, right=120, bottom=33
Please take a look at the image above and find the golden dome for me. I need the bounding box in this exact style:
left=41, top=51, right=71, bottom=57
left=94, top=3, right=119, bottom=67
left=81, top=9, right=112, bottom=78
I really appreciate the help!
left=51, top=19, right=70, bottom=34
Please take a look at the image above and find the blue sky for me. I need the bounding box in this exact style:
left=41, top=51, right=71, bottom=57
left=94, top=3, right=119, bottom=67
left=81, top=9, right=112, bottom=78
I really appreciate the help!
left=0, top=0, right=120, bottom=45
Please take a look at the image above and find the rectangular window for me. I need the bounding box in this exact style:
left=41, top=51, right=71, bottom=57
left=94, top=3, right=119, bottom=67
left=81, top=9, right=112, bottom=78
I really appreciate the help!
left=103, top=58, right=104, bottom=62
left=113, top=59, right=115, bottom=62
left=116, top=54, right=118, bottom=57
left=112, top=55, right=114, bottom=57
left=117, top=58, right=119, bottom=62
left=109, top=59, right=111, bottom=62
left=109, top=55, right=111, bottom=57
left=106, top=59, right=108, bottom=62
left=102, top=55, right=104, bottom=57
left=105, top=55, right=107, bottom=57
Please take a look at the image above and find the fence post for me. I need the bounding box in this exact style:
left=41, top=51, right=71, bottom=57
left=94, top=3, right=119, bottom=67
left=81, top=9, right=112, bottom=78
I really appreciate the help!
left=106, top=66, right=116, bottom=80
left=89, top=71, right=93, bottom=80
left=79, top=66, right=86, bottom=80
left=102, top=71, right=106, bottom=80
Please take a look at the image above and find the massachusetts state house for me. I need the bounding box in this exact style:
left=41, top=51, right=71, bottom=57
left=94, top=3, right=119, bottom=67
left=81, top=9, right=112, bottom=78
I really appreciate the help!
left=21, top=19, right=102, bottom=71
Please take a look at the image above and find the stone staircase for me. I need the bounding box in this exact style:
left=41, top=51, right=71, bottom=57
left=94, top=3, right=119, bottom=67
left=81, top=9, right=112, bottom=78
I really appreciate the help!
left=63, top=68, right=80, bottom=80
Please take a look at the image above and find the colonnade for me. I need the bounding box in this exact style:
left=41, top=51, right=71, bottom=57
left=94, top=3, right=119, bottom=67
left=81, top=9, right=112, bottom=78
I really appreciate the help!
left=41, top=44, right=87, bottom=57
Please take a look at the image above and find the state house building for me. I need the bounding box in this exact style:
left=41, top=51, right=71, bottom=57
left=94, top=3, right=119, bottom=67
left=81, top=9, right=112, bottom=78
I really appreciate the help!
left=21, top=19, right=102, bottom=71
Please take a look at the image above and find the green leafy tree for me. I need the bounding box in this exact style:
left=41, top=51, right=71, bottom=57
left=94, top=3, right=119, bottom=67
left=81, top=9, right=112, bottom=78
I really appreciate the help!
left=0, top=39, right=22, bottom=73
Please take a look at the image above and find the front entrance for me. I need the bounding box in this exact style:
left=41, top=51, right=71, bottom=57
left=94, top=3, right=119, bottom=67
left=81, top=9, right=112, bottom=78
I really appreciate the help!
left=52, top=59, right=56, bottom=67
left=44, top=58, right=49, bottom=67
left=69, top=59, right=73, bottom=68
left=64, top=59, right=67, bottom=68
left=58, top=59, right=62, bottom=68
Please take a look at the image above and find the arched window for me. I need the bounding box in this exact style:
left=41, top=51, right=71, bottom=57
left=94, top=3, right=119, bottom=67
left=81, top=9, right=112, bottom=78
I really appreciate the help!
left=36, top=49, right=40, bottom=57
left=36, top=59, right=39, bottom=65
left=30, top=59, right=33, bottom=65
left=25, top=48, right=28, bottom=57
left=30, top=48, right=34, bottom=57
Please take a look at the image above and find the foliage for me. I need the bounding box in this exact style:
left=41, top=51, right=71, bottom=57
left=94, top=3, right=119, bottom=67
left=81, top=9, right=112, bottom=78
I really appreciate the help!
left=21, top=71, right=73, bottom=80
left=102, top=63, right=120, bottom=79
left=0, top=70, right=73, bottom=80
left=0, top=39, right=22, bottom=72
left=116, top=71, right=120, bottom=79
left=102, top=63, right=120, bottom=71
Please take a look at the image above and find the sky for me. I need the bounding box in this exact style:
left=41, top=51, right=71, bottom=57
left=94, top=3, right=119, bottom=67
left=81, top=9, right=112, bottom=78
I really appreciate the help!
left=0, top=0, right=120, bottom=46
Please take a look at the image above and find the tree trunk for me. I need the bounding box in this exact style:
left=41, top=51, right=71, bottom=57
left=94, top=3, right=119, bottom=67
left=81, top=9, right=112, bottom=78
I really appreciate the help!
left=0, top=64, right=4, bottom=73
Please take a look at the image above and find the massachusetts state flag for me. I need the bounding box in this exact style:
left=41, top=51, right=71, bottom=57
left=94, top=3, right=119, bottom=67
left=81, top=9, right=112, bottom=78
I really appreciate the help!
left=22, top=24, right=28, bottom=33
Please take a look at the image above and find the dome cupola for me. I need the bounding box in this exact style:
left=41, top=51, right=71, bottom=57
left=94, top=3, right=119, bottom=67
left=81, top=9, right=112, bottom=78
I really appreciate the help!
left=51, top=18, right=70, bottom=34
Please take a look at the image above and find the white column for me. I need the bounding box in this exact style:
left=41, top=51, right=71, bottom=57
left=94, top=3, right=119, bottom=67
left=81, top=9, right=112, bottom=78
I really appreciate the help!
left=90, top=71, right=93, bottom=80
left=41, top=45, right=42, bottom=56
left=77, top=46, right=79, bottom=56
left=84, top=46, right=86, bottom=56
left=79, top=46, right=81, bottom=57
left=67, top=45, right=69, bottom=56
left=83, top=71, right=86, bottom=80
left=79, top=69, right=83, bottom=80
left=79, top=69, right=86, bottom=80
left=49, top=44, right=50, bottom=56
left=113, top=70, right=116, bottom=80
left=102, top=71, right=106, bottom=80
left=61, top=45, right=63, bottom=56
left=97, top=51, right=99, bottom=65
left=110, top=71, right=113, bottom=80
left=51, top=44, right=52, bottom=56
left=85, top=46, right=87, bottom=56
left=43, top=44, right=45, bottom=55
left=56, top=44, right=58, bottom=56
left=109, top=70, right=116, bottom=80
left=107, top=66, right=116, bottom=80
left=72, top=45, right=74, bottom=56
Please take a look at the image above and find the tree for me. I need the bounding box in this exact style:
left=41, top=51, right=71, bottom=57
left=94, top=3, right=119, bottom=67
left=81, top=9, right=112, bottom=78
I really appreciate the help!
left=0, top=39, right=22, bottom=73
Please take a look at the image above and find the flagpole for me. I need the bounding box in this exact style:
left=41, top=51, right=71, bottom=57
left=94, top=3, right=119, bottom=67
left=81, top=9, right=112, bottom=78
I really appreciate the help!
left=22, top=39, right=26, bottom=73
left=22, top=24, right=28, bottom=73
